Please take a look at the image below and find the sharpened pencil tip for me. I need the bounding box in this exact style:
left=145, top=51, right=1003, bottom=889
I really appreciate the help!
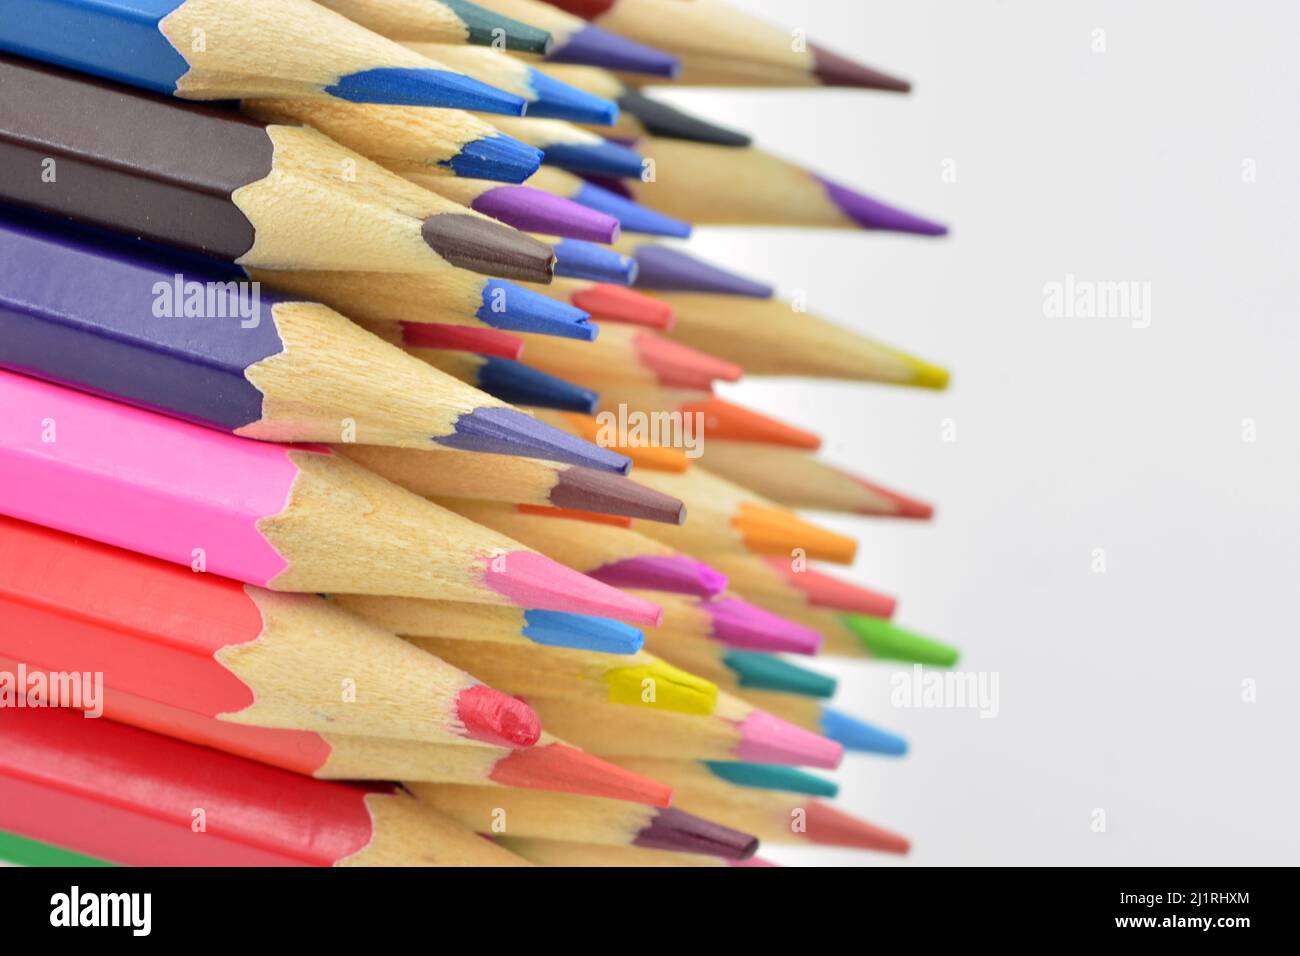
left=456, top=684, right=541, bottom=747
left=722, top=650, right=838, bottom=698
left=809, top=43, right=912, bottom=93
left=735, top=709, right=844, bottom=769
left=844, top=615, right=959, bottom=666
left=526, top=69, right=620, bottom=125
left=635, top=807, right=758, bottom=859
left=606, top=660, right=718, bottom=714
left=484, top=550, right=661, bottom=624
left=450, top=0, right=556, bottom=56
left=763, top=558, right=898, bottom=617
left=804, top=801, right=911, bottom=853
left=589, top=555, right=728, bottom=598
left=521, top=609, right=644, bottom=654
left=820, top=708, right=909, bottom=756
left=702, top=597, right=823, bottom=654
left=542, top=140, right=647, bottom=180
left=704, top=761, right=840, bottom=799
left=734, top=503, right=858, bottom=564
left=478, top=280, right=596, bottom=340
left=551, top=238, right=638, bottom=284
left=444, top=134, right=542, bottom=184
left=326, top=68, right=527, bottom=115
left=548, top=24, right=681, bottom=78
left=422, top=215, right=555, bottom=283
left=632, top=330, right=742, bottom=388
left=492, top=742, right=674, bottom=805
left=474, top=355, right=597, bottom=412
left=616, top=89, right=751, bottom=147
left=814, top=176, right=948, bottom=236
left=439, top=406, right=630, bottom=473
left=630, top=244, right=772, bottom=297
left=551, top=467, right=685, bottom=523
left=569, top=283, right=675, bottom=329
left=472, top=186, right=619, bottom=243
left=571, top=182, right=693, bottom=238
left=682, top=397, right=822, bottom=450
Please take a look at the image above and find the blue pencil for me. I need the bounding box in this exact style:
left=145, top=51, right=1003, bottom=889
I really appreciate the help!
left=0, top=0, right=528, bottom=111
left=549, top=238, right=639, bottom=284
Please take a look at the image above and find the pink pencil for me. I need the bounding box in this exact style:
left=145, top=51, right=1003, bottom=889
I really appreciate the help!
left=0, top=370, right=661, bottom=623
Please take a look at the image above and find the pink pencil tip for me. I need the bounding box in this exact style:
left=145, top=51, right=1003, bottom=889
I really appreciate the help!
left=852, top=476, right=934, bottom=520
left=764, top=558, right=898, bottom=618
left=484, top=550, right=663, bottom=625
left=704, top=598, right=823, bottom=654
left=734, top=710, right=844, bottom=769
left=456, top=684, right=541, bottom=748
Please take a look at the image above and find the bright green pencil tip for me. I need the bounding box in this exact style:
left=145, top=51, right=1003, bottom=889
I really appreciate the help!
left=844, top=614, right=959, bottom=666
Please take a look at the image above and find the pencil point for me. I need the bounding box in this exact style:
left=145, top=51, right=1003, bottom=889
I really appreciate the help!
left=850, top=477, right=934, bottom=520
left=722, top=650, right=837, bottom=698
left=444, top=134, right=543, bottom=184
left=605, top=659, right=718, bottom=714
left=632, top=330, right=742, bottom=388
left=820, top=708, right=909, bottom=756
left=549, top=24, right=681, bottom=78
left=804, top=801, right=911, bottom=853
left=764, top=558, right=898, bottom=617
left=550, top=238, right=638, bottom=284
left=456, top=684, right=541, bottom=747
left=844, top=615, right=959, bottom=666
left=526, top=69, right=620, bottom=124
left=704, top=761, right=840, bottom=799
left=439, top=406, right=631, bottom=474
left=421, top=214, right=555, bottom=282
left=521, top=609, right=644, bottom=654
left=588, top=555, right=728, bottom=597
left=484, top=550, right=662, bottom=624
left=569, top=283, right=675, bottom=329
left=542, top=140, right=647, bottom=179
left=471, top=186, right=619, bottom=243
left=492, top=742, right=674, bottom=806
left=682, top=397, right=822, bottom=450
left=449, top=0, right=556, bottom=55
left=616, top=89, right=751, bottom=146
left=630, top=245, right=772, bottom=297
left=478, top=280, right=596, bottom=340
left=701, top=597, right=823, bottom=654
left=735, top=709, right=844, bottom=769
left=814, top=176, right=948, bottom=236
left=551, top=467, right=686, bottom=523
left=635, top=807, right=758, bottom=859
left=734, top=503, right=858, bottom=563
left=808, top=43, right=912, bottom=93
left=473, top=355, right=597, bottom=412
left=399, top=322, right=524, bottom=359
left=906, top=357, right=951, bottom=391
left=326, top=68, right=527, bottom=115
left=571, top=182, right=693, bottom=237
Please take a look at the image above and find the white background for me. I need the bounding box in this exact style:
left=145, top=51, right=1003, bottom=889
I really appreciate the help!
left=651, top=0, right=1300, bottom=865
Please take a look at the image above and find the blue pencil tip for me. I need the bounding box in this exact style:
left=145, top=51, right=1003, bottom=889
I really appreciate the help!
left=444, top=134, right=543, bottom=184
left=571, top=182, right=692, bottom=237
left=820, top=708, right=909, bottom=756
left=477, top=280, right=596, bottom=340
left=439, top=406, right=630, bottom=473
left=542, top=141, right=647, bottom=180
left=475, top=355, right=598, bottom=412
left=326, top=68, right=527, bottom=115
left=522, top=609, right=644, bottom=654
left=551, top=239, right=638, bottom=285
left=526, top=70, right=619, bottom=125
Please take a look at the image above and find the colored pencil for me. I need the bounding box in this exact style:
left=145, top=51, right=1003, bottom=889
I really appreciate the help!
left=0, top=371, right=667, bottom=624
left=0, top=0, right=532, bottom=110
left=409, top=639, right=719, bottom=714
left=521, top=277, right=676, bottom=329
left=655, top=294, right=950, bottom=386
left=241, top=96, right=542, bottom=184
left=0, top=830, right=113, bottom=868
left=641, top=634, right=837, bottom=698
left=767, top=605, right=959, bottom=666
left=404, top=345, right=600, bottom=412
left=254, top=266, right=594, bottom=340
left=0, top=515, right=543, bottom=747
left=338, top=444, right=684, bottom=523
left=543, top=237, right=639, bottom=283
left=627, top=468, right=860, bottom=564
left=612, top=757, right=910, bottom=853
left=702, top=442, right=936, bottom=517
left=612, top=238, right=773, bottom=297
left=390, top=324, right=525, bottom=360
left=534, top=62, right=751, bottom=145
left=532, top=409, right=693, bottom=471
left=489, top=116, right=647, bottom=178
left=525, top=166, right=693, bottom=237
left=472, top=0, right=679, bottom=75
left=407, top=173, right=620, bottom=242
left=409, top=784, right=759, bottom=858
left=318, top=0, right=555, bottom=54
left=737, top=691, right=910, bottom=758
left=525, top=691, right=844, bottom=767
left=617, top=137, right=948, bottom=234
left=0, top=215, right=591, bottom=449
left=632, top=591, right=823, bottom=655
left=0, top=57, right=555, bottom=280
left=332, top=594, right=644, bottom=654
left=405, top=42, right=617, bottom=123
left=593, top=387, right=823, bottom=450
left=496, top=837, right=772, bottom=867
left=433, top=500, right=729, bottom=594
left=671, top=761, right=840, bottom=799
left=518, top=324, right=742, bottom=389
left=0, top=706, right=528, bottom=866
left=701, top=553, right=899, bottom=618
left=543, top=0, right=910, bottom=92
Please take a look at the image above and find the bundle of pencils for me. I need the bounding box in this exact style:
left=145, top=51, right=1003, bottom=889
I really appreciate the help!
left=0, top=0, right=953, bottom=868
